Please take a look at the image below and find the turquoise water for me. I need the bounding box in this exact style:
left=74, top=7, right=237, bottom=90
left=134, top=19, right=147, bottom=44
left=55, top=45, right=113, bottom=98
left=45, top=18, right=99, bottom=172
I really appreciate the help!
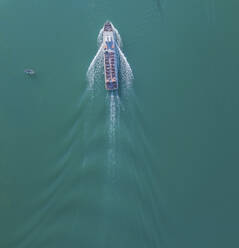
left=0, top=0, right=239, bottom=247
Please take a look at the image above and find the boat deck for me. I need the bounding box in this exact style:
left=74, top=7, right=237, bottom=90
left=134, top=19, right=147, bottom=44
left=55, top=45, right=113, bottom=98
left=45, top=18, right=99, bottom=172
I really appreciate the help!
left=104, top=50, right=118, bottom=90
left=103, top=23, right=118, bottom=91
left=104, top=22, right=113, bottom=32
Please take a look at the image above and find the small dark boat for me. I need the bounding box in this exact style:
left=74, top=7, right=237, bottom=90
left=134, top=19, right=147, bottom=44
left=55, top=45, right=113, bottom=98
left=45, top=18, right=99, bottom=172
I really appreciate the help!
left=24, top=69, right=35, bottom=75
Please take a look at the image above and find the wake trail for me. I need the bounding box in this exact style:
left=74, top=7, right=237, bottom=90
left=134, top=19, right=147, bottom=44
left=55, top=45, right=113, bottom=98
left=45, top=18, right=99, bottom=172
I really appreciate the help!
left=86, top=21, right=134, bottom=170
left=106, top=92, right=121, bottom=177
left=116, top=44, right=134, bottom=89
left=87, top=44, right=104, bottom=92
left=107, top=92, right=120, bottom=144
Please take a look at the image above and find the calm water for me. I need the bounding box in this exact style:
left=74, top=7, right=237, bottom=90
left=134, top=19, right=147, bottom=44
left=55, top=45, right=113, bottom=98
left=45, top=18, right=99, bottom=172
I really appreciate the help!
left=0, top=0, right=239, bottom=247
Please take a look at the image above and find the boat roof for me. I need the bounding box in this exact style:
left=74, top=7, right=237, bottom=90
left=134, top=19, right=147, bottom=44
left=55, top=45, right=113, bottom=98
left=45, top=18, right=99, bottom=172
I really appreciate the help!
left=24, top=69, right=35, bottom=75
left=104, top=22, right=113, bottom=32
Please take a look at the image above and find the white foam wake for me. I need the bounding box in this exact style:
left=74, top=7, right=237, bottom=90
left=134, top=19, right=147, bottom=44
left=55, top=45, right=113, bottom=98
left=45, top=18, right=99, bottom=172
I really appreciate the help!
left=86, top=22, right=134, bottom=178
left=116, top=44, right=134, bottom=88
left=97, top=27, right=104, bottom=47
left=111, top=23, right=123, bottom=48
left=86, top=44, right=104, bottom=92
left=108, top=92, right=120, bottom=142
left=106, top=92, right=121, bottom=177
left=86, top=23, right=133, bottom=168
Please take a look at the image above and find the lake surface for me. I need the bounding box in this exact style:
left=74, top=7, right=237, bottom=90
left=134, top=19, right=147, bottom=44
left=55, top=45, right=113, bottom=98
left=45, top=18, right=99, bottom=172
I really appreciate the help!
left=0, top=0, right=239, bottom=247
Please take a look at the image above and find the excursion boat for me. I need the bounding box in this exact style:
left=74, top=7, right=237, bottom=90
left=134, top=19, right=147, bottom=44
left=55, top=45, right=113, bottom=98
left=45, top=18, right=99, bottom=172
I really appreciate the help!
left=103, top=22, right=118, bottom=91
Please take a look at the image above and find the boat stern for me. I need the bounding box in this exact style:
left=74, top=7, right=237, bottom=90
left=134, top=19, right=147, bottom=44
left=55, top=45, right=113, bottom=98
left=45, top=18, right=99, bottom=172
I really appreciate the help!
left=105, top=81, right=118, bottom=91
